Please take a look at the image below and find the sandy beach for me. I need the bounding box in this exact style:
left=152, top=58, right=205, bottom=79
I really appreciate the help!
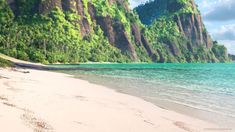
left=0, top=68, right=223, bottom=132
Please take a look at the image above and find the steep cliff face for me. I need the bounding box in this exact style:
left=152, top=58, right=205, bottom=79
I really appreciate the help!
left=135, top=0, right=228, bottom=62
left=89, top=5, right=137, bottom=60
left=39, top=0, right=91, bottom=36
left=173, top=13, right=213, bottom=49
left=37, top=0, right=153, bottom=60
left=136, top=0, right=213, bottom=48
left=0, top=0, right=229, bottom=63
left=1, top=0, right=153, bottom=62
left=34, top=0, right=153, bottom=60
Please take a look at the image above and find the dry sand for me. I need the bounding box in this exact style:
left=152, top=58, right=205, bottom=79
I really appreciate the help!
left=0, top=68, right=225, bottom=132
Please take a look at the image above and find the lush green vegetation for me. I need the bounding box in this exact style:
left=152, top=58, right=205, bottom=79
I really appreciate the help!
left=136, top=0, right=230, bottom=63
left=0, top=0, right=129, bottom=64
left=0, top=0, right=230, bottom=64
left=229, top=54, right=235, bottom=61
left=169, top=0, right=199, bottom=15
left=92, top=0, right=148, bottom=61
left=143, top=17, right=223, bottom=63
left=135, top=0, right=199, bottom=25
left=212, top=41, right=230, bottom=62
left=0, top=58, right=13, bottom=67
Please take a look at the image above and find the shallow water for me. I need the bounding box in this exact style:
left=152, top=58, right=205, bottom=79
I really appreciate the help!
left=52, top=63, right=235, bottom=127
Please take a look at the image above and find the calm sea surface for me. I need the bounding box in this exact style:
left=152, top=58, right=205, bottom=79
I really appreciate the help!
left=51, top=63, right=235, bottom=127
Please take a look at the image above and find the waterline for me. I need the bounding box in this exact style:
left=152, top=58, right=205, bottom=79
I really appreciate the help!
left=55, top=63, right=235, bottom=127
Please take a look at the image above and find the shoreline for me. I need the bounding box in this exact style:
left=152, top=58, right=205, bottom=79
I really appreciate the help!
left=0, top=68, right=230, bottom=132
left=67, top=73, right=235, bottom=129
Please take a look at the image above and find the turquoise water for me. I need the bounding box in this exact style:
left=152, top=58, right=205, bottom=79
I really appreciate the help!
left=52, top=63, right=235, bottom=126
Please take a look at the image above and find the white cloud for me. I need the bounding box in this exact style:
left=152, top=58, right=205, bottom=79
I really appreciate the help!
left=213, top=24, right=235, bottom=55
left=198, top=0, right=216, bottom=13
left=213, top=24, right=235, bottom=40
left=203, top=0, right=235, bottom=21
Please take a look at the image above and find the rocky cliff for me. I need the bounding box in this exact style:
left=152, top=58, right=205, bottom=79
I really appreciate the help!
left=0, top=0, right=230, bottom=63
left=135, top=0, right=229, bottom=62
left=136, top=0, right=212, bottom=47
left=5, top=0, right=153, bottom=60
left=1, top=0, right=155, bottom=62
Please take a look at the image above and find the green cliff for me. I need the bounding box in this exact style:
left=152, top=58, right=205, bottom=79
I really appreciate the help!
left=135, top=0, right=230, bottom=62
left=0, top=0, right=230, bottom=63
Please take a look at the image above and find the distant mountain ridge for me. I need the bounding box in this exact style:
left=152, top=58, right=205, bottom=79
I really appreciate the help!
left=0, top=0, right=230, bottom=63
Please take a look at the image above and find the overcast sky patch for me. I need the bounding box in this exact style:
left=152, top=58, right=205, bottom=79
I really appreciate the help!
left=203, top=0, right=235, bottom=21
left=213, top=24, right=235, bottom=40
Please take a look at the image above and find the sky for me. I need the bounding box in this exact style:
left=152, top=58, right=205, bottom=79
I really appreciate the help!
left=129, top=0, right=235, bottom=55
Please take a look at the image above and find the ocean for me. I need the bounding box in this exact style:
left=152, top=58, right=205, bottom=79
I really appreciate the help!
left=51, top=63, right=235, bottom=127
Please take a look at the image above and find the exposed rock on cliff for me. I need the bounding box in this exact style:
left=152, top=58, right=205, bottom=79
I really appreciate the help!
left=35, top=0, right=151, bottom=60
left=135, top=0, right=229, bottom=62
left=0, top=0, right=230, bottom=63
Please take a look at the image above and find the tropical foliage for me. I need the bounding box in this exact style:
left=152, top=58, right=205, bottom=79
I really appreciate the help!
left=0, top=0, right=230, bottom=63
left=0, top=0, right=129, bottom=64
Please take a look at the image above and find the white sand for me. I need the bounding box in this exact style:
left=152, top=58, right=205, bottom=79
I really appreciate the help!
left=0, top=68, right=222, bottom=132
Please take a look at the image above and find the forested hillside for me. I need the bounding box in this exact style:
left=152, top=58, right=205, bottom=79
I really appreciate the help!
left=135, top=0, right=230, bottom=62
left=0, top=0, right=230, bottom=63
